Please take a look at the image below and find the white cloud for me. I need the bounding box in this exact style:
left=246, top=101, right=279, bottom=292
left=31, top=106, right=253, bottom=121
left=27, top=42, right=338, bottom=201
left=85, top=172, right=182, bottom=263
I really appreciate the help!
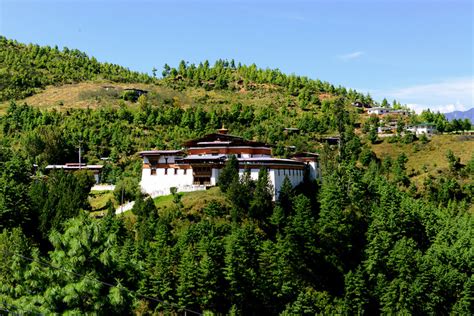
left=338, top=51, right=364, bottom=61
left=406, top=102, right=468, bottom=114
left=369, top=77, right=474, bottom=113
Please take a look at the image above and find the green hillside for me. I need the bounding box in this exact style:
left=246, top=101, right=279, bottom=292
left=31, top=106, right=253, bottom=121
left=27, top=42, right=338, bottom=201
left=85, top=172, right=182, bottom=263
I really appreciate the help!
left=0, top=38, right=472, bottom=315
left=0, top=36, right=152, bottom=101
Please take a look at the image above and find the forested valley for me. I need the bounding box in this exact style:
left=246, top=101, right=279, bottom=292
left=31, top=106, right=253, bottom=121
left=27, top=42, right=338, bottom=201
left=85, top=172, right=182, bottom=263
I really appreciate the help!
left=0, top=37, right=472, bottom=315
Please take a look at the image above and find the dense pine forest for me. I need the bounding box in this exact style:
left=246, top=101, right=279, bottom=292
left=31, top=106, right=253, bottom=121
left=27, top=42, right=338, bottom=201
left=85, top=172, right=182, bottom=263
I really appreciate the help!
left=0, top=38, right=472, bottom=315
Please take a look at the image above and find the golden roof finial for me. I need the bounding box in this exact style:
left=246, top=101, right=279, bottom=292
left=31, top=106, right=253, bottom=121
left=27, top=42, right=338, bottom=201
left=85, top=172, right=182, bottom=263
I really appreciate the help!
left=218, top=124, right=228, bottom=134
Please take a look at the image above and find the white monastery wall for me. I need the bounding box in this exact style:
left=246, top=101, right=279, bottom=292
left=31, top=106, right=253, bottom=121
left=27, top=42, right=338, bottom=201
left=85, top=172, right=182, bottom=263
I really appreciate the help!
left=141, top=167, right=193, bottom=196
left=271, top=168, right=305, bottom=198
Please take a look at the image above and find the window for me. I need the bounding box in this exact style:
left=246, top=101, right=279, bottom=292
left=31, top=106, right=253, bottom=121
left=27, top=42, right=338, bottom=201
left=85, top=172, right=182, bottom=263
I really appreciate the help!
left=151, top=168, right=156, bottom=175
left=184, top=169, right=187, bottom=175
left=174, top=168, right=178, bottom=175
left=164, top=168, right=168, bottom=175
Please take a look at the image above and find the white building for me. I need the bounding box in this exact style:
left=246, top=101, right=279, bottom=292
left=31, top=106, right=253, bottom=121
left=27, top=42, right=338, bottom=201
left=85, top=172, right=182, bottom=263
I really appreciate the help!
left=45, top=163, right=103, bottom=183
left=405, top=123, right=437, bottom=136
left=368, top=107, right=408, bottom=116
left=138, top=129, right=319, bottom=199
left=367, top=107, right=392, bottom=115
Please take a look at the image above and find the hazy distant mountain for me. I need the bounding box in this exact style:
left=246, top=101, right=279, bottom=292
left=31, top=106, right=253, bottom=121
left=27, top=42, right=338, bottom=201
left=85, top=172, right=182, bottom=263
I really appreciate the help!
left=444, top=108, right=474, bottom=121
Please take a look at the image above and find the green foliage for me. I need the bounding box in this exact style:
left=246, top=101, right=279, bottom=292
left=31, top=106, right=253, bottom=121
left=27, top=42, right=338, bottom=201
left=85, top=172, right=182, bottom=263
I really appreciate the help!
left=249, top=168, right=274, bottom=221
left=161, top=59, right=372, bottom=107
left=368, top=125, right=378, bottom=144
left=0, top=143, right=471, bottom=314
left=121, top=90, right=140, bottom=102
left=392, top=153, right=410, bottom=186
left=419, top=132, right=429, bottom=144
left=0, top=36, right=152, bottom=101
left=113, top=176, right=140, bottom=204
left=0, top=153, right=32, bottom=232
left=0, top=39, right=472, bottom=315
left=419, top=109, right=472, bottom=133
left=282, top=288, right=342, bottom=315
left=217, top=155, right=239, bottom=193
left=446, top=149, right=462, bottom=173
left=467, top=153, right=474, bottom=175
left=29, top=170, right=94, bottom=242
left=170, top=186, right=184, bottom=211
left=402, top=131, right=416, bottom=144
left=224, top=224, right=262, bottom=313
left=276, top=176, right=293, bottom=219
left=396, top=118, right=405, bottom=135
left=227, top=169, right=255, bottom=219
left=359, top=146, right=377, bottom=166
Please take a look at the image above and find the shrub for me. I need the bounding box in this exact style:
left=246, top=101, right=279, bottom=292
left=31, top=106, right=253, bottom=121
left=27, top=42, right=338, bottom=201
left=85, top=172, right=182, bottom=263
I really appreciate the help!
left=387, top=136, right=400, bottom=143
left=419, top=133, right=429, bottom=144
left=121, top=90, right=140, bottom=102
left=402, top=132, right=416, bottom=144
left=359, top=147, right=377, bottom=166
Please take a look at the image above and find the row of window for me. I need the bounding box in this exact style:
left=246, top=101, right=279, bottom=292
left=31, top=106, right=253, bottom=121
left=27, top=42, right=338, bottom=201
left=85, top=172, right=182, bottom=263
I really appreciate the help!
left=277, top=169, right=303, bottom=177
left=150, top=167, right=303, bottom=177
left=151, top=168, right=187, bottom=176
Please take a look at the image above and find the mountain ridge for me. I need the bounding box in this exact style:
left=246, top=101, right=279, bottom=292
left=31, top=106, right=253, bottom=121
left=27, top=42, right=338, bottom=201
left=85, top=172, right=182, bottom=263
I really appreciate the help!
left=444, top=108, right=474, bottom=122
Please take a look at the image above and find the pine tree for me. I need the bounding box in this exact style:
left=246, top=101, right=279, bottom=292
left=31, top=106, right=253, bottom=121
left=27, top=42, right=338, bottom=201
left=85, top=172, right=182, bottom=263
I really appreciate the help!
left=218, top=155, right=239, bottom=193
left=249, top=168, right=274, bottom=221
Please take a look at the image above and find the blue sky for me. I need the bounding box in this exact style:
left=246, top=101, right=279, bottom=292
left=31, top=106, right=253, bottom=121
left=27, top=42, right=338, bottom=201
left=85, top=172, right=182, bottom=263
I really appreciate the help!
left=1, top=0, right=472, bottom=112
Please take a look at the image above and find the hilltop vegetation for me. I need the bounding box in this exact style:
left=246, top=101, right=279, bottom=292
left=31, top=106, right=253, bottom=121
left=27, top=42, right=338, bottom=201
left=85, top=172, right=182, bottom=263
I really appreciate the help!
left=0, top=36, right=152, bottom=101
left=0, top=38, right=472, bottom=314
left=160, top=59, right=373, bottom=104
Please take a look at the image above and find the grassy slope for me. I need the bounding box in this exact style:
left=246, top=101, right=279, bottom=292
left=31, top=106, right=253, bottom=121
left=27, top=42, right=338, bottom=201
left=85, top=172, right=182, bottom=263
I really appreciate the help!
left=119, top=187, right=231, bottom=223
left=0, top=81, right=165, bottom=113
left=89, top=191, right=115, bottom=217
left=371, top=134, right=473, bottom=182
left=154, top=187, right=231, bottom=215
left=0, top=79, right=337, bottom=118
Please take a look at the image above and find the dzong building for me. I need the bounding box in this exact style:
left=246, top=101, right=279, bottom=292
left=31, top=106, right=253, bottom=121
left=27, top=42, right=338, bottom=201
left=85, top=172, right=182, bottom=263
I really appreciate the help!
left=138, top=128, right=320, bottom=199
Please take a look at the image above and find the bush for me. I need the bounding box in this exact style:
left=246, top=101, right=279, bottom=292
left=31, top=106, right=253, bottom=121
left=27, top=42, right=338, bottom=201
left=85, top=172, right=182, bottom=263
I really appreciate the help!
left=446, top=150, right=462, bottom=173
left=465, top=154, right=474, bottom=175
left=121, top=90, right=140, bottom=102
left=402, top=132, right=416, bottom=144
left=203, top=201, right=227, bottom=217
left=359, top=147, right=377, bottom=166
left=387, top=136, right=400, bottom=143
left=419, top=133, right=429, bottom=144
